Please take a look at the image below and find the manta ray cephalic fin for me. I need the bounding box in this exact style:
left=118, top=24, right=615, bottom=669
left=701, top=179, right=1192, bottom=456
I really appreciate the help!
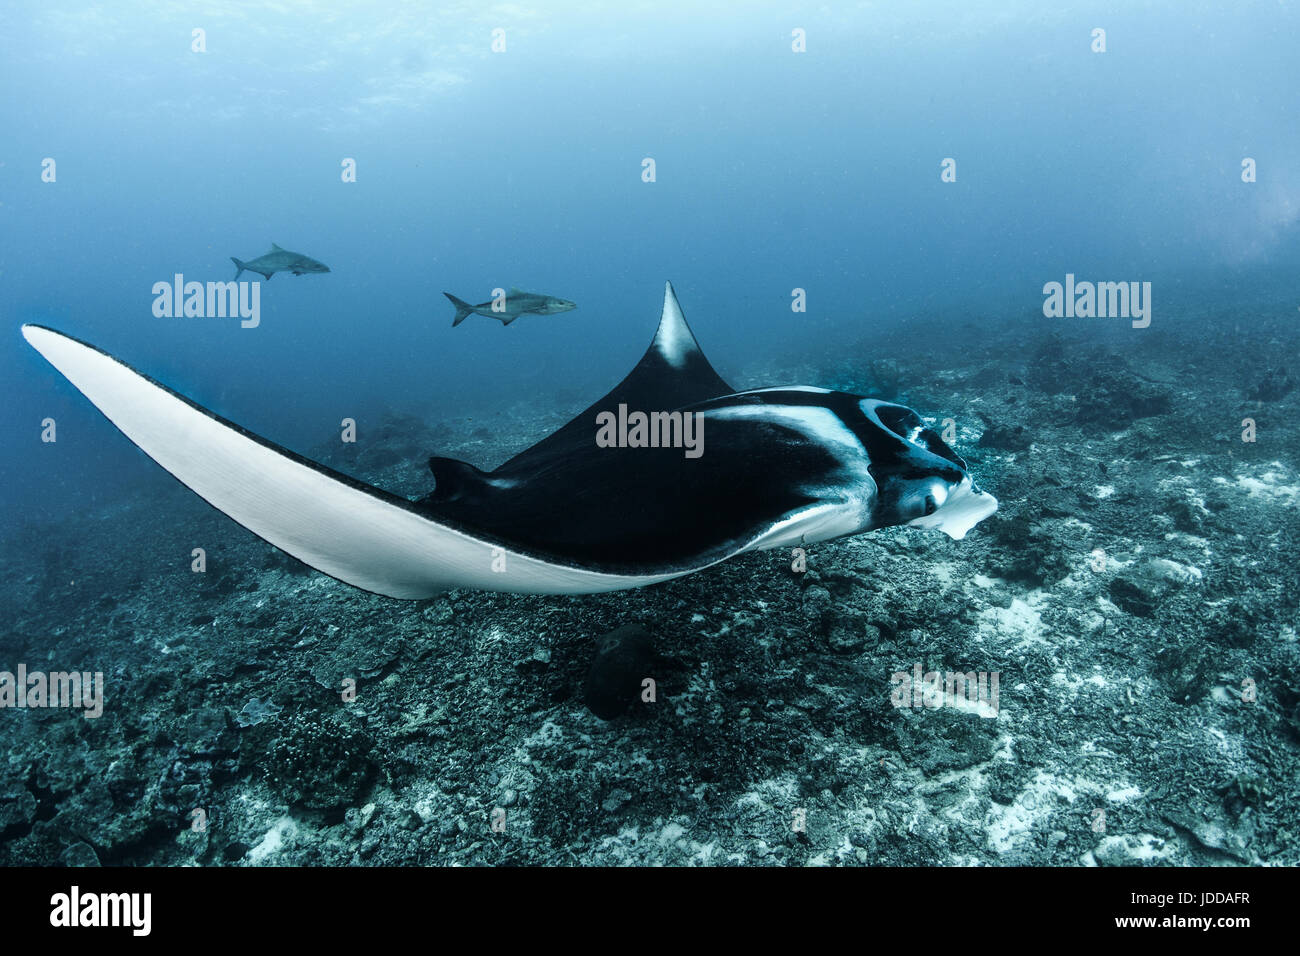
left=20, top=325, right=689, bottom=598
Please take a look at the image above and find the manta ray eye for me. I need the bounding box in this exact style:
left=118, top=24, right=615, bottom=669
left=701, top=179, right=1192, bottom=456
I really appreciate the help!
left=906, top=484, right=948, bottom=521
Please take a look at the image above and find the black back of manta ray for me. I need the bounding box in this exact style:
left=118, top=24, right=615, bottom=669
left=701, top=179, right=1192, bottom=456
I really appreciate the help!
left=416, top=285, right=831, bottom=572
left=424, top=282, right=733, bottom=494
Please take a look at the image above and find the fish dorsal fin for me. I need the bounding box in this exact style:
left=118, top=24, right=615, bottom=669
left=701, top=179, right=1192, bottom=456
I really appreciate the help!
left=493, top=281, right=733, bottom=474
left=271, top=242, right=285, bottom=252
left=508, top=286, right=524, bottom=296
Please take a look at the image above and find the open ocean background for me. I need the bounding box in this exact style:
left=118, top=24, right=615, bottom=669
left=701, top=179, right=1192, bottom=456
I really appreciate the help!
left=2, top=0, right=1300, bottom=873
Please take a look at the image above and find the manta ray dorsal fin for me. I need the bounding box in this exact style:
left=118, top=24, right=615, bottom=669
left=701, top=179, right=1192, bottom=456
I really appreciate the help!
left=492, top=281, right=734, bottom=474
left=651, top=281, right=705, bottom=370
left=605, top=280, right=733, bottom=406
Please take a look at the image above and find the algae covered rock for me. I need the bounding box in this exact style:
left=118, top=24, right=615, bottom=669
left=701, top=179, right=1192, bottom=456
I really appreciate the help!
left=264, top=711, right=376, bottom=810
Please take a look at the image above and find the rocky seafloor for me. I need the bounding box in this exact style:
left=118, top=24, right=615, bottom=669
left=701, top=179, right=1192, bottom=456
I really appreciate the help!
left=2, top=302, right=1297, bottom=866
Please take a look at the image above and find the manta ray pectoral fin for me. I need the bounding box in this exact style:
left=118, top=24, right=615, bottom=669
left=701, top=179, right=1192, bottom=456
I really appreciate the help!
left=21, top=325, right=682, bottom=598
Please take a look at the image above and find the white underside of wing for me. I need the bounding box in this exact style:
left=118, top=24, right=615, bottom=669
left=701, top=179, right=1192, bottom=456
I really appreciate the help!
left=22, top=325, right=689, bottom=598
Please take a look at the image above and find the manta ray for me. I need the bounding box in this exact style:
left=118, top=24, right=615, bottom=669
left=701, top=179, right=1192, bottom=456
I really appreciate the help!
left=21, top=283, right=996, bottom=598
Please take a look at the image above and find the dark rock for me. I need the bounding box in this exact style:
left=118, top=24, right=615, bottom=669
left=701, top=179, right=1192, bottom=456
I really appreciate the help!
left=61, top=842, right=101, bottom=867
left=601, top=788, right=632, bottom=813
left=1110, top=558, right=1200, bottom=618
left=986, top=516, right=1072, bottom=586
left=399, top=809, right=423, bottom=830
left=978, top=424, right=1031, bottom=452
left=1166, top=498, right=1204, bottom=533
left=1246, top=366, right=1295, bottom=402
left=1074, top=370, right=1171, bottom=432
left=0, top=789, right=38, bottom=836
left=583, top=624, right=656, bottom=720
left=201, top=575, right=238, bottom=598
left=987, top=761, right=1024, bottom=805
left=827, top=612, right=879, bottom=653
left=1109, top=577, right=1158, bottom=617
left=1153, top=644, right=1214, bottom=705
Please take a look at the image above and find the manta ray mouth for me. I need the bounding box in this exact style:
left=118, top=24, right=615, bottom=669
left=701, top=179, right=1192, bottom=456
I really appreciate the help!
left=907, top=477, right=998, bottom=540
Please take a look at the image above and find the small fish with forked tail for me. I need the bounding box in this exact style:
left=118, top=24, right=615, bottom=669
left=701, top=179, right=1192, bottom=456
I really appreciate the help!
left=231, top=243, right=331, bottom=281
left=445, top=288, right=576, bottom=327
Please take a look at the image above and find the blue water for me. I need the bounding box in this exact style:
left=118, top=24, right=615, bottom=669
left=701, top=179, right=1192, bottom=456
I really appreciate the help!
left=2, top=0, right=1297, bottom=529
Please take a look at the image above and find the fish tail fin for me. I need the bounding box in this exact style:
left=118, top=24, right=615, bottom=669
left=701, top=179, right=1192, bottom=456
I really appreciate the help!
left=445, top=293, right=474, bottom=327
left=231, top=257, right=245, bottom=279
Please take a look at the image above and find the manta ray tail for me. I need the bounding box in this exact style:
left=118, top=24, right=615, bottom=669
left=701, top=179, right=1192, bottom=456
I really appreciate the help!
left=231, top=257, right=246, bottom=280
left=444, top=293, right=474, bottom=327
left=20, top=325, right=676, bottom=598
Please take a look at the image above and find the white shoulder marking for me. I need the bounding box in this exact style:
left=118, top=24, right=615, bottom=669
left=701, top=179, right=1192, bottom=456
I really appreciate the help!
left=706, top=403, right=866, bottom=469
left=705, top=402, right=877, bottom=539
left=21, top=326, right=685, bottom=598
left=743, top=386, right=832, bottom=395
